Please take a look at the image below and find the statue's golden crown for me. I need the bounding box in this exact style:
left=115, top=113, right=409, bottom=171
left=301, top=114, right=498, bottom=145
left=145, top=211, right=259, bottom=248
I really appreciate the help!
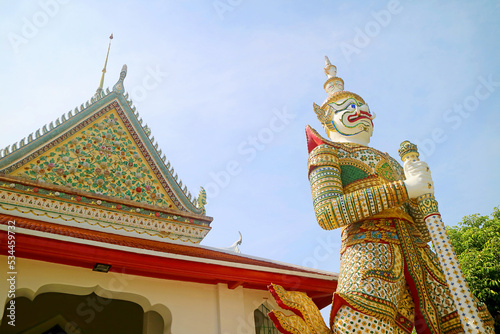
left=314, top=56, right=366, bottom=129
left=322, top=91, right=365, bottom=108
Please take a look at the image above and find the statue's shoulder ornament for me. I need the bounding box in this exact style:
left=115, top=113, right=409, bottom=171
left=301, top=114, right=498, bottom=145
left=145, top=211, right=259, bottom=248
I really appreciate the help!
left=305, top=125, right=404, bottom=185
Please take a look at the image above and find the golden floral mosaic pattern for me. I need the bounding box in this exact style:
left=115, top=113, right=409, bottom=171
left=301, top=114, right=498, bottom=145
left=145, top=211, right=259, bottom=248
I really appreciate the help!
left=13, top=110, right=176, bottom=208
left=0, top=187, right=209, bottom=243
left=337, top=144, right=380, bottom=169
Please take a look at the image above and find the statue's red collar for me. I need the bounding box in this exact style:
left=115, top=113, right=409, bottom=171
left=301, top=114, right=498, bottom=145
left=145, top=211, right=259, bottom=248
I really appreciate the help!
left=305, top=125, right=328, bottom=153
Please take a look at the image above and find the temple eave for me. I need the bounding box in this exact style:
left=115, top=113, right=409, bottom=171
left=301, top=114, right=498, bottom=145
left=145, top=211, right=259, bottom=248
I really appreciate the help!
left=0, top=174, right=212, bottom=222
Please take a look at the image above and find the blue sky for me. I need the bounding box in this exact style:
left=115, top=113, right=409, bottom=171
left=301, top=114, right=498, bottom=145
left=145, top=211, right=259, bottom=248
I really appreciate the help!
left=1, top=0, right=499, bottom=276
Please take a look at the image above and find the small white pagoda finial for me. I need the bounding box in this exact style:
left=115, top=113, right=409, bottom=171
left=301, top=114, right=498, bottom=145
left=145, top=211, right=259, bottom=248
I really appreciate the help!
left=324, top=56, right=337, bottom=79
left=323, top=56, right=344, bottom=96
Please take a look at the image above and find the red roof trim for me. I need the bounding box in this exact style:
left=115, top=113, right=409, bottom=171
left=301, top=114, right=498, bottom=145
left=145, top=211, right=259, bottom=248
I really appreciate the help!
left=0, top=230, right=336, bottom=309
left=0, top=214, right=333, bottom=275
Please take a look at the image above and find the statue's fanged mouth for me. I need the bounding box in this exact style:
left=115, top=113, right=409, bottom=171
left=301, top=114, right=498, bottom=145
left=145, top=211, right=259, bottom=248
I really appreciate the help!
left=347, top=111, right=373, bottom=125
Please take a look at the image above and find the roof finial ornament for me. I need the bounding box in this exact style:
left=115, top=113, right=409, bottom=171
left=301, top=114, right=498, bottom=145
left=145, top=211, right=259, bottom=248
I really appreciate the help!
left=113, top=64, right=127, bottom=94
left=94, top=33, right=113, bottom=100
left=197, top=187, right=207, bottom=215
left=221, top=231, right=243, bottom=253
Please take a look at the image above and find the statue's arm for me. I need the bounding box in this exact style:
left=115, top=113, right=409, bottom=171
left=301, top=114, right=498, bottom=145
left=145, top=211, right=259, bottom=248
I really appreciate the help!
left=406, top=199, right=432, bottom=243
left=308, top=144, right=409, bottom=230
left=388, top=155, right=432, bottom=243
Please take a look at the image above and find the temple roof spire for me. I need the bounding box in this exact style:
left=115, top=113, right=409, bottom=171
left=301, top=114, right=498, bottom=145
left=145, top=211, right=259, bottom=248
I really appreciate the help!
left=95, top=34, right=113, bottom=98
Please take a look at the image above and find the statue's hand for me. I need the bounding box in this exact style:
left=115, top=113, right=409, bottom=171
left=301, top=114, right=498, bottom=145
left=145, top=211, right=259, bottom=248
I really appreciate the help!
left=403, top=160, right=434, bottom=198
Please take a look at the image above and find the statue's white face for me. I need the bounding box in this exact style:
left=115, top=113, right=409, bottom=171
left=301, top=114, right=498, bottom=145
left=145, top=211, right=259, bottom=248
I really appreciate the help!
left=326, top=98, right=376, bottom=145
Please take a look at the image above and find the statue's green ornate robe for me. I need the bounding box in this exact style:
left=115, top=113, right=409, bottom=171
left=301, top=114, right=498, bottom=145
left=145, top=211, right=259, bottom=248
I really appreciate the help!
left=268, top=126, right=494, bottom=334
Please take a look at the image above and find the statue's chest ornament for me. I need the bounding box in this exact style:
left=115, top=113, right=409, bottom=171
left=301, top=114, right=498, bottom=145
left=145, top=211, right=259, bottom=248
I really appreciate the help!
left=337, top=146, right=400, bottom=187
left=375, top=160, right=397, bottom=182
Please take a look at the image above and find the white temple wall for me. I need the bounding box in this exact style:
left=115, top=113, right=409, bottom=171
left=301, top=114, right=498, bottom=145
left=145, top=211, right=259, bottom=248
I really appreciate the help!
left=0, top=255, right=281, bottom=333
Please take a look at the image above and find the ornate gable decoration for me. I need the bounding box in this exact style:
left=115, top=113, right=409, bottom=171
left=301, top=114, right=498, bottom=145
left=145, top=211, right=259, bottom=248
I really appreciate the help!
left=0, top=66, right=206, bottom=217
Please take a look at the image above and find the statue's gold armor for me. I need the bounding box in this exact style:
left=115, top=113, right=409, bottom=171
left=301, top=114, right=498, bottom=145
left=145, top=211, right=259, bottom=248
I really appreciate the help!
left=305, top=127, right=493, bottom=333
left=267, top=58, right=494, bottom=334
left=267, top=127, right=494, bottom=334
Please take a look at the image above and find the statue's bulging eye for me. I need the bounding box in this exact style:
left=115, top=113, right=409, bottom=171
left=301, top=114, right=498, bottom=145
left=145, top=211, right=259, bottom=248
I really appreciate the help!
left=350, top=104, right=356, bottom=109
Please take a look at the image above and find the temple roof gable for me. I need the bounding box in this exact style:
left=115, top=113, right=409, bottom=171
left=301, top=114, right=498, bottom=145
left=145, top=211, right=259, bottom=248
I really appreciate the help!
left=0, top=65, right=206, bottom=216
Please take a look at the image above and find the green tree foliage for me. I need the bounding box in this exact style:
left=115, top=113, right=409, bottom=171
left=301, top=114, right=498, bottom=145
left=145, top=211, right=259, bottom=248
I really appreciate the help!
left=447, top=206, right=500, bottom=331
